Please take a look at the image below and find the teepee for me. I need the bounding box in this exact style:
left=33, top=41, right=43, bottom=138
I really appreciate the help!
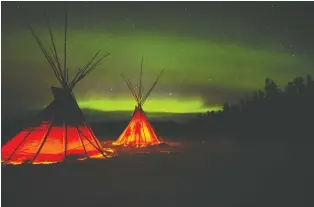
left=112, top=57, right=164, bottom=147
left=1, top=13, right=115, bottom=165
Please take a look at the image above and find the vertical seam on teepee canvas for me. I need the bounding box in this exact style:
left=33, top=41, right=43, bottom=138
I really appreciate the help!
left=31, top=120, right=54, bottom=163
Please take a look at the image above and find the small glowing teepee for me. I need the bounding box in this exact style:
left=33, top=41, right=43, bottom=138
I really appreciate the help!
left=1, top=13, right=115, bottom=165
left=113, top=57, right=164, bottom=147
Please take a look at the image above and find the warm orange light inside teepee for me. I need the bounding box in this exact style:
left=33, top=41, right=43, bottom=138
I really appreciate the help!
left=2, top=122, right=113, bottom=165
left=113, top=109, right=161, bottom=147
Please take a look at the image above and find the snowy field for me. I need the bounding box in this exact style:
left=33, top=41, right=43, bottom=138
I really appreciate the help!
left=2, top=138, right=312, bottom=207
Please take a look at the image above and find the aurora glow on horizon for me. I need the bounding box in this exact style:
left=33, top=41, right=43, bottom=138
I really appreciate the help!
left=2, top=2, right=314, bottom=120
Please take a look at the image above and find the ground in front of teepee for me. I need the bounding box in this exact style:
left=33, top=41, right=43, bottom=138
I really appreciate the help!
left=2, top=138, right=311, bottom=207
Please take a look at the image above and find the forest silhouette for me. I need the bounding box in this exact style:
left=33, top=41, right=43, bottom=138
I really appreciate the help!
left=187, top=74, right=314, bottom=142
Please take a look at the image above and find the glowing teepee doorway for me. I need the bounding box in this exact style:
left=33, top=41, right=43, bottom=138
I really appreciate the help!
left=113, top=56, right=164, bottom=147
left=1, top=12, right=115, bottom=165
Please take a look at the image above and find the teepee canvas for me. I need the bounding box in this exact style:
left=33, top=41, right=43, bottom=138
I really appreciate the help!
left=1, top=13, right=115, bottom=165
left=113, top=57, right=164, bottom=147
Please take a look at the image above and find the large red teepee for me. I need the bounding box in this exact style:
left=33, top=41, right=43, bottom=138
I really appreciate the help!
left=1, top=13, right=115, bottom=165
left=113, top=57, right=164, bottom=147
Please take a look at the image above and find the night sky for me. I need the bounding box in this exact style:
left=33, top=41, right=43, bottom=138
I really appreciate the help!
left=2, top=1, right=314, bottom=121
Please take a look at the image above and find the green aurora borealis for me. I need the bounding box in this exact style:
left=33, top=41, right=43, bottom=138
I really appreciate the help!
left=2, top=2, right=314, bottom=120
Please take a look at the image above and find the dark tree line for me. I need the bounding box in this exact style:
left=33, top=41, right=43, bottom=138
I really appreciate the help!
left=187, top=75, right=314, bottom=141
